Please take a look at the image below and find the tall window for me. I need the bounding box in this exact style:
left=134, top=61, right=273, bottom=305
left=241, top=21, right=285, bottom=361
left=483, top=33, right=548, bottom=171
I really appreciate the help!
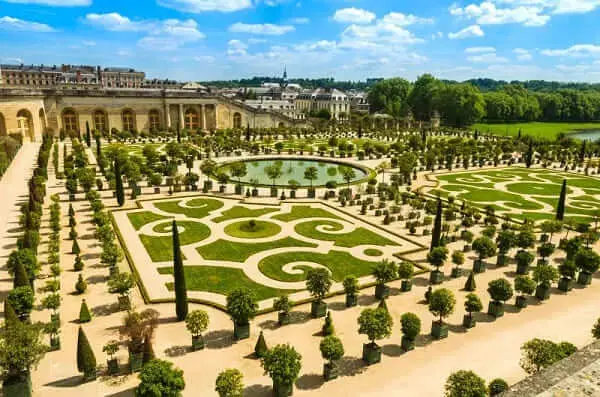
left=233, top=112, right=242, bottom=129
left=184, top=108, right=199, bottom=130
left=148, top=109, right=160, bottom=131
left=94, top=110, right=107, bottom=132
left=62, top=109, right=78, bottom=133
left=122, top=109, right=135, bottom=131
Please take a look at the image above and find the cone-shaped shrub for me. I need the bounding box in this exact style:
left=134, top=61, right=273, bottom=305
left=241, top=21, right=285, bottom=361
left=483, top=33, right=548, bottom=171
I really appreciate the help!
left=79, top=299, right=91, bottom=323
left=464, top=272, right=476, bottom=291
left=75, top=274, right=87, bottom=294
left=13, top=261, right=30, bottom=289
left=69, top=215, right=77, bottom=228
left=69, top=204, right=75, bottom=218
left=322, top=311, right=335, bottom=336
left=254, top=331, right=268, bottom=358
left=3, top=299, right=19, bottom=327
left=72, top=239, right=81, bottom=255
left=172, top=221, right=188, bottom=321
left=77, top=327, right=97, bottom=377
left=115, top=158, right=125, bottom=207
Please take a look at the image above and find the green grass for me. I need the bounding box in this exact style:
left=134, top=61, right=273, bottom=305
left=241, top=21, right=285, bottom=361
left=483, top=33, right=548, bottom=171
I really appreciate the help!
left=197, top=237, right=317, bottom=262
left=364, top=248, right=383, bottom=256
left=294, top=220, right=399, bottom=248
left=258, top=250, right=379, bottom=282
left=127, top=211, right=170, bottom=230
left=273, top=205, right=342, bottom=222
left=139, top=221, right=211, bottom=262
left=158, top=266, right=291, bottom=300
left=472, top=122, right=600, bottom=139
left=212, top=206, right=278, bottom=223
left=224, top=220, right=281, bottom=239
left=154, top=198, right=224, bottom=219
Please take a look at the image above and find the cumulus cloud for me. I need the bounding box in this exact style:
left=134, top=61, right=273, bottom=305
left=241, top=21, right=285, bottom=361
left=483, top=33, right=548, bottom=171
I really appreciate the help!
left=464, top=46, right=496, bottom=53
left=85, top=13, right=150, bottom=31
left=540, top=44, right=600, bottom=57
left=1, top=0, right=90, bottom=5
left=229, top=22, right=294, bottom=35
left=157, top=0, right=253, bottom=13
left=448, top=24, right=484, bottom=39
left=381, top=12, right=434, bottom=26
left=294, top=40, right=337, bottom=52
left=0, top=16, right=55, bottom=32
left=333, top=7, right=376, bottom=24
left=514, top=48, right=533, bottom=60
left=450, top=1, right=549, bottom=26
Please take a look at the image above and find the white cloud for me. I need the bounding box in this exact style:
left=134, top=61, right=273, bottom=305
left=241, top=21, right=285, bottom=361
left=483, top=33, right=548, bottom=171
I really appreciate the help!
left=294, top=40, right=337, bottom=52
left=85, top=13, right=150, bottom=31
left=157, top=0, right=253, bottom=13
left=229, top=22, right=294, bottom=35
left=450, top=2, right=549, bottom=26
left=553, top=0, right=600, bottom=14
left=467, top=52, right=509, bottom=62
left=540, top=44, right=600, bottom=57
left=227, top=39, right=248, bottom=56
left=0, top=16, right=55, bottom=32
left=513, top=47, right=533, bottom=60
left=448, top=24, right=484, bottom=39
left=333, top=7, right=376, bottom=24
left=339, top=19, right=423, bottom=50
left=1, top=57, right=24, bottom=64
left=465, top=46, right=495, bottom=53
left=1, top=0, right=90, bottom=5
left=289, top=17, right=309, bottom=24
left=381, top=12, right=434, bottom=26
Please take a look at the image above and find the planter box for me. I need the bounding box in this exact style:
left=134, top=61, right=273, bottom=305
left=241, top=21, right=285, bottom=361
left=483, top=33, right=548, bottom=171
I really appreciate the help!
left=235, top=185, right=243, bottom=195
left=191, top=335, right=205, bottom=351
left=362, top=343, right=382, bottom=365
left=278, top=312, right=290, bottom=326
left=83, top=370, right=97, bottom=383
left=311, top=301, right=327, bottom=318
left=401, top=336, right=415, bottom=351
left=577, top=272, right=593, bottom=286
left=270, top=188, right=278, bottom=198
left=462, top=314, right=476, bottom=329
left=49, top=335, right=61, bottom=351
left=516, top=263, right=530, bottom=275
left=118, top=295, right=131, bottom=311
left=3, top=373, right=32, bottom=397
left=401, top=279, right=412, bottom=292
left=496, top=255, right=508, bottom=267
left=429, top=270, right=444, bottom=285
left=473, top=259, right=486, bottom=274
left=345, top=294, right=358, bottom=308
left=535, top=285, right=550, bottom=301
left=487, top=301, right=504, bottom=318
left=558, top=277, right=573, bottom=292
left=234, top=322, right=250, bottom=340
left=451, top=268, right=461, bottom=278
left=51, top=313, right=60, bottom=325
left=107, top=358, right=119, bottom=376
left=323, top=362, right=339, bottom=381
left=129, top=351, right=143, bottom=373
left=375, top=284, right=390, bottom=300
left=431, top=321, right=448, bottom=339
left=273, top=381, right=294, bottom=397
left=515, top=295, right=528, bottom=309
left=307, top=188, right=316, bottom=199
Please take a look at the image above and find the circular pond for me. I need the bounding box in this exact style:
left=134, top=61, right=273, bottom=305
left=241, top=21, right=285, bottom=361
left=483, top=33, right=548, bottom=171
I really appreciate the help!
left=217, top=158, right=370, bottom=187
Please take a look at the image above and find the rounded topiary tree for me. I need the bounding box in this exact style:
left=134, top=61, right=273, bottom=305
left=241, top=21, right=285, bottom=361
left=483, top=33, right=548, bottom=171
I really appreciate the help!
left=320, top=335, right=344, bottom=381
left=342, top=276, right=359, bottom=307
left=445, top=370, right=487, bottom=397
left=488, top=378, right=509, bottom=396
left=273, top=295, right=292, bottom=325
left=515, top=250, right=535, bottom=275
left=427, top=246, right=448, bottom=285
left=429, top=288, right=455, bottom=340
left=136, top=359, right=185, bottom=397
left=185, top=310, right=209, bottom=351
left=558, top=260, right=577, bottom=292
left=372, top=259, right=398, bottom=299
left=7, top=286, right=34, bottom=321
left=463, top=293, right=483, bottom=329
left=487, top=278, right=513, bottom=318
left=451, top=250, right=465, bottom=278
left=496, top=230, right=516, bottom=266
left=575, top=248, right=600, bottom=286
left=537, top=242, right=555, bottom=266
left=107, top=272, right=134, bottom=311
left=472, top=236, right=497, bottom=273
left=306, top=268, right=332, bottom=318
left=400, top=312, right=421, bottom=351
left=358, top=307, right=393, bottom=365
left=514, top=275, right=536, bottom=309
left=226, top=288, right=258, bottom=341
left=532, top=264, right=559, bottom=301
left=397, top=261, right=415, bottom=291
left=261, top=344, right=302, bottom=397
left=215, top=368, right=244, bottom=397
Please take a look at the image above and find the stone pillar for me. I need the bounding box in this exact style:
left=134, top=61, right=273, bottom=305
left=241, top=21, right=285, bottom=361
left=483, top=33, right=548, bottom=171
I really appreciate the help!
left=178, top=104, right=184, bottom=129
left=201, top=104, right=207, bottom=130
left=165, top=105, right=172, bottom=129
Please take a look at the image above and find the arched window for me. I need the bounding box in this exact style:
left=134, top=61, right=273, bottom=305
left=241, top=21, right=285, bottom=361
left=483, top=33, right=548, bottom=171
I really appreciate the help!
left=122, top=109, right=136, bottom=131
left=233, top=112, right=242, bottom=129
left=94, top=110, right=107, bottom=132
left=17, top=110, right=34, bottom=141
left=38, top=109, right=46, bottom=132
left=184, top=108, right=199, bottom=130
left=62, top=109, right=78, bottom=133
left=148, top=109, right=161, bottom=131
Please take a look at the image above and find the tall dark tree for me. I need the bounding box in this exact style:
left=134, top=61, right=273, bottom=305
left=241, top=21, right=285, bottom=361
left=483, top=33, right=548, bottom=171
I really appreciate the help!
left=176, top=120, right=181, bottom=144
left=173, top=220, right=188, bottom=321
left=76, top=327, right=96, bottom=377
left=85, top=121, right=91, bottom=147
left=114, top=157, right=125, bottom=207
left=579, top=140, right=587, bottom=163
left=246, top=123, right=251, bottom=142
left=95, top=133, right=101, bottom=161
left=525, top=141, right=534, bottom=168
left=431, top=199, right=443, bottom=251
left=556, top=179, right=567, bottom=221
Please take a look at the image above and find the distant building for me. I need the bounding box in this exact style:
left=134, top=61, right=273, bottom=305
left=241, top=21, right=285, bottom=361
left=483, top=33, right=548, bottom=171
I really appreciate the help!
left=348, top=91, right=370, bottom=114
left=295, top=88, right=350, bottom=120
left=243, top=98, right=298, bottom=120
left=141, top=78, right=183, bottom=90
left=100, top=67, right=145, bottom=88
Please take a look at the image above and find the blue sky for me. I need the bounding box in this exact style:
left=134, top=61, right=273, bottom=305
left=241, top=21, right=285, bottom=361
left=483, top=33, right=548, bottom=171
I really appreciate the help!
left=0, top=0, right=599, bottom=82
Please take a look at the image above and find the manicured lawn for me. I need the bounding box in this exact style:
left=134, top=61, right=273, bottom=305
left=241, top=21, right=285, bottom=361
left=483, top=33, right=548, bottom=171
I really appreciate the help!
left=154, top=198, right=224, bottom=219
left=294, top=219, right=399, bottom=248
left=472, top=122, right=600, bottom=139
left=159, top=266, right=291, bottom=301
left=139, top=221, right=211, bottom=262
left=364, top=248, right=383, bottom=256
left=197, top=237, right=317, bottom=262
left=273, top=205, right=342, bottom=222
left=212, top=206, right=278, bottom=223
left=259, top=250, right=379, bottom=282
left=127, top=211, right=170, bottom=230
left=224, top=220, right=282, bottom=239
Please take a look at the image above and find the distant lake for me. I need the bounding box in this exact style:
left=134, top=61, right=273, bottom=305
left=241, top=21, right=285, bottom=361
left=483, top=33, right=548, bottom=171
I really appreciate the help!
left=569, top=130, right=600, bottom=141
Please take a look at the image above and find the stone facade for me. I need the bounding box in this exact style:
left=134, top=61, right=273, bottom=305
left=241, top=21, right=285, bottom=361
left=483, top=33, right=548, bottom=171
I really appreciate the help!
left=0, top=88, right=307, bottom=142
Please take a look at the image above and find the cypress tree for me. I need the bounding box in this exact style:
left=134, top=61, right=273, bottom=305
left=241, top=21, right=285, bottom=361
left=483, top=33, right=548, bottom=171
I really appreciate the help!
left=85, top=121, right=91, bottom=147
left=580, top=140, right=587, bottom=163
left=95, top=133, right=101, bottom=160
left=246, top=123, right=251, bottom=142
left=464, top=272, right=476, bottom=292
left=525, top=141, right=534, bottom=168
left=13, top=261, right=30, bottom=289
left=430, top=199, right=443, bottom=251
left=79, top=299, right=91, bottom=323
left=115, top=157, right=125, bottom=207
left=142, top=335, right=155, bottom=364
left=68, top=204, right=75, bottom=218
left=72, top=238, right=81, bottom=255
left=69, top=214, right=77, bottom=227
left=77, top=327, right=96, bottom=378
left=254, top=331, right=268, bottom=358
left=173, top=220, right=188, bottom=321
left=4, top=299, right=19, bottom=327
left=556, top=179, right=567, bottom=221
left=322, top=311, right=335, bottom=336
left=176, top=120, right=181, bottom=144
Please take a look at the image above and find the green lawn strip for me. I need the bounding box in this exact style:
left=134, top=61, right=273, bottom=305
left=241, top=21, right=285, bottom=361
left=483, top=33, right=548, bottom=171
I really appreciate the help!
left=273, top=205, right=342, bottom=222
left=532, top=195, right=599, bottom=218
left=294, top=220, right=399, bottom=248
left=258, top=250, right=379, bottom=283
left=364, top=248, right=383, bottom=256
left=212, top=206, right=279, bottom=223
left=506, top=182, right=571, bottom=196
left=154, top=198, right=224, bottom=218
left=127, top=211, right=171, bottom=230
left=158, top=266, right=290, bottom=301
left=197, top=237, right=317, bottom=262
left=139, top=221, right=210, bottom=262
left=224, top=220, right=282, bottom=239
left=457, top=187, right=544, bottom=210
left=510, top=212, right=590, bottom=224
left=472, top=122, right=600, bottom=139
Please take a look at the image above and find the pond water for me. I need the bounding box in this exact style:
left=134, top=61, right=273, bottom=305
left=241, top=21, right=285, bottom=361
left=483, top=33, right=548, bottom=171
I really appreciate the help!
left=217, top=158, right=369, bottom=187
left=569, top=130, right=600, bottom=141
